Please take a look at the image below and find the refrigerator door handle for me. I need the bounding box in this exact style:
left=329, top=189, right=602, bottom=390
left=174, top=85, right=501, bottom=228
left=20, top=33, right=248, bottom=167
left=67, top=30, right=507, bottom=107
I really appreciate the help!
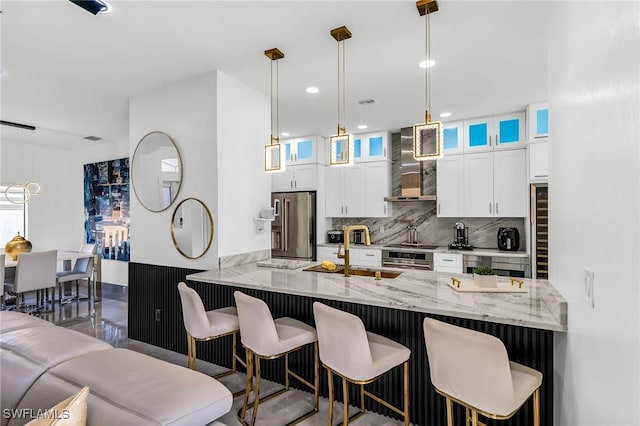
left=273, top=199, right=281, bottom=216
left=283, top=199, right=290, bottom=252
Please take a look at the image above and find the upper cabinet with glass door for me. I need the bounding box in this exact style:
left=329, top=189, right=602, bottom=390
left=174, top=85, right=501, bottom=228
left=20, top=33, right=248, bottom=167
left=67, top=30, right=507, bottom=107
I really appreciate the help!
left=282, top=135, right=323, bottom=165
left=353, top=131, right=390, bottom=162
left=463, top=112, right=525, bottom=153
left=527, top=102, right=549, bottom=140
left=441, top=122, right=464, bottom=155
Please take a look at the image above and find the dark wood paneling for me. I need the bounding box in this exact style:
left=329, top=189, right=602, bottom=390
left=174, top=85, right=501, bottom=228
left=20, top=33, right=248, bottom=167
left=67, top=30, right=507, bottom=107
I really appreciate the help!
left=129, top=262, right=554, bottom=426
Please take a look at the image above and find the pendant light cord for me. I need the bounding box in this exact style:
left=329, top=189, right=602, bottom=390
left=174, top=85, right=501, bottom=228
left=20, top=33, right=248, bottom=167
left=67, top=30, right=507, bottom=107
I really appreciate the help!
left=425, top=11, right=431, bottom=122
left=269, top=58, right=280, bottom=143
left=276, top=58, right=279, bottom=139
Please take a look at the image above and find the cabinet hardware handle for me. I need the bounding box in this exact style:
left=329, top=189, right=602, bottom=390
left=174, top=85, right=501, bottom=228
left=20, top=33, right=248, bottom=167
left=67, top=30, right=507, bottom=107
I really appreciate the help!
left=365, top=254, right=375, bottom=257
left=341, top=206, right=344, bottom=214
left=534, top=175, right=548, bottom=178
left=442, top=259, right=454, bottom=262
left=438, top=203, right=441, bottom=214
left=345, top=206, right=348, bottom=215
left=290, top=180, right=293, bottom=189
left=294, top=180, right=297, bottom=188
left=384, top=205, right=386, bottom=215
left=496, top=203, right=499, bottom=214
left=489, top=135, right=492, bottom=146
left=489, top=203, right=492, bottom=214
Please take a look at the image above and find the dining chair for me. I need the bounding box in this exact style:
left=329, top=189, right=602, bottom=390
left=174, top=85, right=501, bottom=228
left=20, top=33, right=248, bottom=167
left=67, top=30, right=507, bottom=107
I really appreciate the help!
left=5, top=250, right=58, bottom=313
left=56, top=243, right=96, bottom=303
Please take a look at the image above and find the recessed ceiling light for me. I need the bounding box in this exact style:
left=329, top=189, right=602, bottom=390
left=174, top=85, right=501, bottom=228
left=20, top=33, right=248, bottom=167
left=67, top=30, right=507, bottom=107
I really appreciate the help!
left=439, top=112, right=452, bottom=118
left=281, top=132, right=290, bottom=137
left=305, top=87, right=319, bottom=94
left=357, top=125, right=368, bottom=130
left=419, top=59, right=435, bottom=69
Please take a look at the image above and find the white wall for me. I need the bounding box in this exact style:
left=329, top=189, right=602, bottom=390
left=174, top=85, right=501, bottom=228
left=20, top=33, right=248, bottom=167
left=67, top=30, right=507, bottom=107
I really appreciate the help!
left=129, top=72, right=218, bottom=269
left=216, top=71, right=271, bottom=257
left=0, top=127, right=129, bottom=285
left=548, top=3, right=640, bottom=425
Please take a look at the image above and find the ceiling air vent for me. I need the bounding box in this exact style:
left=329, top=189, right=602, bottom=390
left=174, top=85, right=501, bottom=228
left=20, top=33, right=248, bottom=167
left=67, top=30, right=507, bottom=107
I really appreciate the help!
left=84, top=135, right=102, bottom=141
left=357, top=98, right=378, bottom=106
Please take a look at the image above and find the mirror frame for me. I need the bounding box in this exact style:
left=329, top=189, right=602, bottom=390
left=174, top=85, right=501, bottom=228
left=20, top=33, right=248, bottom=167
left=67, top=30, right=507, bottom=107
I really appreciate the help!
left=413, top=121, right=443, bottom=160
left=131, top=131, right=183, bottom=212
left=170, top=197, right=214, bottom=259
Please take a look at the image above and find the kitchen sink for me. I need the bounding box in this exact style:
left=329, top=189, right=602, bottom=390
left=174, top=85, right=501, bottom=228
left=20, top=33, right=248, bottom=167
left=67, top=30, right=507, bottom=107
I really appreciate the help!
left=349, top=269, right=402, bottom=279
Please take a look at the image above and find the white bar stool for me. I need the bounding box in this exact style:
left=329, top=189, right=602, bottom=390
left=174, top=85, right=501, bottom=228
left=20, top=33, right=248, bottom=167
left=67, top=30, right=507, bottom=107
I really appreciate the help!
left=234, top=291, right=319, bottom=426
left=177, top=282, right=245, bottom=388
left=423, top=318, right=542, bottom=426
left=312, top=302, right=411, bottom=426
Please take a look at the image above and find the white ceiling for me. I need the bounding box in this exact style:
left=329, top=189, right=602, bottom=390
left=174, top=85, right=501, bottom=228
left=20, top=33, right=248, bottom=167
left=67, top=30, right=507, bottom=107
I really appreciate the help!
left=0, top=0, right=549, bottom=145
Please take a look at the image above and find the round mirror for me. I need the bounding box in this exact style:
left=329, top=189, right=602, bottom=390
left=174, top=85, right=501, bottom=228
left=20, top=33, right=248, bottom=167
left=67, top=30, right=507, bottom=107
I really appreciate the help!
left=171, top=198, right=214, bottom=259
left=131, top=131, right=182, bottom=212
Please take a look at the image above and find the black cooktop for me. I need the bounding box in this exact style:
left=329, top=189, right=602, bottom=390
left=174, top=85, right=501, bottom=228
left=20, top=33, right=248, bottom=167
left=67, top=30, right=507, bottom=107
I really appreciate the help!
left=384, top=243, right=439, bottom=250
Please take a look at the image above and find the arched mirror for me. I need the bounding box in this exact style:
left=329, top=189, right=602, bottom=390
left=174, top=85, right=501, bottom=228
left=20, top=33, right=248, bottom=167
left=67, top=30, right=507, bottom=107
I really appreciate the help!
left=171, top=198, right=214, bottom=259
left=131, top=131, right=182, bottom=212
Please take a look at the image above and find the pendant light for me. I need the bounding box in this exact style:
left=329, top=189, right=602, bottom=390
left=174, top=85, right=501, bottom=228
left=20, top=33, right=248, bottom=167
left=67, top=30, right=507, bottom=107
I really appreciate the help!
left=413, top=0, right=443, bottom=161
left=329, top=26, right=354, bottom=167
left=264, top=48, right=286, bottom=173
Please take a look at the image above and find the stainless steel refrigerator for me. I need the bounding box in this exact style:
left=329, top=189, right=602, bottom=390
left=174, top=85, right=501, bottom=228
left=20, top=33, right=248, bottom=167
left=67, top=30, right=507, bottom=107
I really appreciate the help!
left=271, top=191, right=316, bottom=260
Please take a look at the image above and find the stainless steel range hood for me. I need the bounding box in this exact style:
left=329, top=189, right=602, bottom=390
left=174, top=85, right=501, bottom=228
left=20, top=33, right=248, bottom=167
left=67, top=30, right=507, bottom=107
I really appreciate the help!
left=384, top=127, right=437, bottom=202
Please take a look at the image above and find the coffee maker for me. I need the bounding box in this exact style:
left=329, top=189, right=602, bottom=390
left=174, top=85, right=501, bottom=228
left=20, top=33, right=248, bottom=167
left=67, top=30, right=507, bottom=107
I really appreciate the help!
left=449, top=222, right=473, bottom=250
left=497, top=227, right=520, bottom=251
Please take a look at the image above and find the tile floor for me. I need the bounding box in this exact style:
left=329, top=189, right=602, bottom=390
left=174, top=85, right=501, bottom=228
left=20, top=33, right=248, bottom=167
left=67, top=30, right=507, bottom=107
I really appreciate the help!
left=22, top=283, right=405, bottom=426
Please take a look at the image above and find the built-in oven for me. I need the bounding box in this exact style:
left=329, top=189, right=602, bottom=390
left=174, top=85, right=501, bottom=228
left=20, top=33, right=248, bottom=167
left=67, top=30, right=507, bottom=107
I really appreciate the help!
left=382, top=247, right=434, bottom=270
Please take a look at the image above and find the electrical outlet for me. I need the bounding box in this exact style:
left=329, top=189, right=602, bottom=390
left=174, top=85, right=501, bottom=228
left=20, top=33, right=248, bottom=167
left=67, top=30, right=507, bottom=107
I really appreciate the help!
left=583, top=268, right=595, bottom=308
left=380, top=225, right=385, bottom=233
left=155, top=309, right=161, bottom=322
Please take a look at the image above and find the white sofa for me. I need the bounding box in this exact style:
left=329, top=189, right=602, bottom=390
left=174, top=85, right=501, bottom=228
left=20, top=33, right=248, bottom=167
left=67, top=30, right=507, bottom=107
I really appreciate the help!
left=0, top=311, right=232, bottom=425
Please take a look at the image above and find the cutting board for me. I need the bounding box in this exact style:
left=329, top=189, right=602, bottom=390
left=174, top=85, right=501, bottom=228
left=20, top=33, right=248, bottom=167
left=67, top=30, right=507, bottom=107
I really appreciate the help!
left=303, top=264, right=345, bottom=274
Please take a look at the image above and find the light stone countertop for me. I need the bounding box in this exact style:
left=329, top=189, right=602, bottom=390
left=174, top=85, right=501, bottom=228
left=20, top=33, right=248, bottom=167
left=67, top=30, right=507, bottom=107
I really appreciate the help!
left=187, top=262, right=566, bottom=332
left=317, top=243, right=529, bottom=258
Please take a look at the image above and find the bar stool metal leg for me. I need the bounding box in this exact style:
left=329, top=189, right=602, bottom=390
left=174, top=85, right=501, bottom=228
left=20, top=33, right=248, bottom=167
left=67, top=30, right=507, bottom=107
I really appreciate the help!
left=342, top=376, right=349, bottom=426
left=327, top=369, right=334, bottom=426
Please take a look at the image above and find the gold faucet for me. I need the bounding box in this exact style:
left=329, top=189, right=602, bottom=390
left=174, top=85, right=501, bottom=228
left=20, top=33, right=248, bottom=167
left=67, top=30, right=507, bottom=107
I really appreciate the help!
left=337, top=225, right=371, bottom=277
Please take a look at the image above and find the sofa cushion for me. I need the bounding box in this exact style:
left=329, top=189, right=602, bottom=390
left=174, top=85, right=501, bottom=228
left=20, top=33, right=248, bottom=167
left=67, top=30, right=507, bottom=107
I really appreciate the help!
left=0, top=349, right=49, bottom=426
left=47, top=348, right=232, bottom=425
left=0, top=327, right=112, bottom=370
left=0, top=312, right=54, bottom=334
left=25, top=386, right=89, bottom=426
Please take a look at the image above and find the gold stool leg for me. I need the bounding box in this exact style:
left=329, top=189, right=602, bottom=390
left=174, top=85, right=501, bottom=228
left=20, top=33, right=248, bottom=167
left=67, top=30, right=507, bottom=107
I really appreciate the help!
left=471, top=409, right=478, bottom=426
left=327, top=369, right=334, bottom=426
left=446, top=398, right=454, bottom=426
left=342, top=376, right=349, bottom=426
left=232, top=332, right=238, bottom=372
left=314, top=342, right=319, bottom=411
left=250, top=355, right=262, bottom=426
left=285, top=352, right=290, bottom=389
left=403, top=361, right=409, bottom=426
left=191, top=335, right=197, bottom=370
left=360, top=384, right=365, bottom=415
left=533, top=388, right=540, bottom=426
left=240, top=350, right=253, bottom=423
left=186, top=334, right=193, bottom=369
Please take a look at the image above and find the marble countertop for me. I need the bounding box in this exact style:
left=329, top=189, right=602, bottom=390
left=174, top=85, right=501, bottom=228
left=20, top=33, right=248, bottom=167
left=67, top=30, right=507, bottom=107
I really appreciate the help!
left=187, top=262, right=566, bottom=332
left=317, top=243, right=529, bottom=258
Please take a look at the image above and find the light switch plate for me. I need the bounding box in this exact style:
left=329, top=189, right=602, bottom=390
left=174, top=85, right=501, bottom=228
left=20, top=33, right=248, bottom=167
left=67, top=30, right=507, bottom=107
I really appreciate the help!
left=583, top=267, right=595, bottom=308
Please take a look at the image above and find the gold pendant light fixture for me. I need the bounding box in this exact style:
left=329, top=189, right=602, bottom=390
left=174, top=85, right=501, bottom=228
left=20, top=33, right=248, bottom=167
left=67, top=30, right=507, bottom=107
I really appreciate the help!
left=264, top=48, right=286, bottom=173
left=413, top=0, right=443, bottom=161
left=329, top=26, right=354, bottom=167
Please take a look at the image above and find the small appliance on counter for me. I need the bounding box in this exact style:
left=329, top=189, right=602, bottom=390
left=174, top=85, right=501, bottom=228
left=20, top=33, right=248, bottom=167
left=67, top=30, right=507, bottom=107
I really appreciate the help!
left=448, top=222, right=474, bottom=251
left=352, top=229, right=366, bottom=245
left=497, top=227, right=520, bottom=251
left=327, top=230, right=344, bottom=244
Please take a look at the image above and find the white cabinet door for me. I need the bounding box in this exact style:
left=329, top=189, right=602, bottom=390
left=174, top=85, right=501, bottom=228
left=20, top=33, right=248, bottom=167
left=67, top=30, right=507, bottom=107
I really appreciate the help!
left=317, top=246, right=342, bottom=264
left=352, top=248, right=381, bottom=267
left=283, top=137, right=318, bottom=165
left=364, top=162, right=391, bottom=217
left=271, top=169, right=295, bottom=192
left=442, top=121, right=464, bottom=155
left=464, top=117, right=492, bottom=153
left=434, top=252, right=463, bottom=273
left=343, top=165, right=365, bottom=217
left=436, top=156, right=464, bottom=217
left=292, top=164, right=317, bottom=190
left=529, top=141, right=549, bottom=181
left=493, top=149, right=526, bottom=217
left=527, top=103, right=549, bottom=140
left=494, top=112, right=525, bottom=149
left=353, top=132, right=390, bottom=162
left=325, top=167, right=344, bottom=217
left=463, top=152, right=494, bottom=217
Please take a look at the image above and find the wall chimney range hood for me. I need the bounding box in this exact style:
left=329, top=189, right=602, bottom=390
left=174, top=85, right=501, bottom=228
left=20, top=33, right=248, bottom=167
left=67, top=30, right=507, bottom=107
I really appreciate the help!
left=384, top=127, right=437, bottom=202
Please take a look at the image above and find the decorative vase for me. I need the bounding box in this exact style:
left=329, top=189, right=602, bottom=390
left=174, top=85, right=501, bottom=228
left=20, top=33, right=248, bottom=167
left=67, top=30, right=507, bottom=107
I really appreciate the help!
left=5, top=232, right=32, bottom=261
left=473, top=273, right=497, bottom=288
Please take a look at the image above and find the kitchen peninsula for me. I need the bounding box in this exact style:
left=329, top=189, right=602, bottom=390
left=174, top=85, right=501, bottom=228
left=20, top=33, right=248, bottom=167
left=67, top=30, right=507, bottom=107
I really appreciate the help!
left=184, top=263, right=566, bottom=426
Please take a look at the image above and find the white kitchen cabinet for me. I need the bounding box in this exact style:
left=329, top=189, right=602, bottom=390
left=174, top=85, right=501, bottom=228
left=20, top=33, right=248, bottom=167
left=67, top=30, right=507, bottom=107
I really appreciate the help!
left=527, top=102, right=549, bottom=140
left=493, top=149, right=527, bottom=217
left=325, top=164, right=365, bottom=217
left=463, top=149, right=526, bottom=217
left=436, top=155, right=464, bottom=217
left=353, top=132, right=391, bottom=162
left=528, top=141, right=549, bottom=181
left=351, top=247, right=382, bottom=267
left=364, top=161, right=392, bottom=217
left=464, top=112, right=525, bottom=153
left=463, top=152, right=495, bottom=217
left=271, top=164, right=319, bottom=192
left=282, top=135, right=323, bottom=165
left=434, top=252, right=463, bottom=273
left=317, top=245, right=343, bottom=264
left=442, top=121, right=464, bottom=155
